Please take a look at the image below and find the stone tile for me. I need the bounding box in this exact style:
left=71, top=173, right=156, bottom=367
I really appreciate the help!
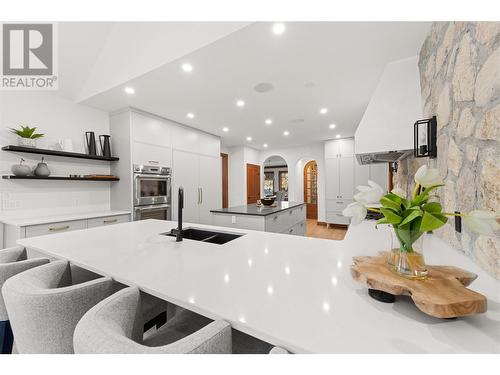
left=475, top=22, right=500, bottom=46
left=474, top=46, right=500, bottom=107
left=474, top=236, right=500, bottom=280
left=435, top=23, right=456, bottom=73
left=465, top=143, right=479, bottom=164
left=436, top=83, right=452, bottom=127
left=437, top=134, right=449, bottom=178
left=479, top=149, right=500, bottom=211
left=452, top=34, right=477, bottom=101
left=447, top=138, right=463, bottom=176
left=475, top=103, right=500, bottom=141
left=456, top=165, right=476, bottom=212
left=456, top=107, right=476, bottom=138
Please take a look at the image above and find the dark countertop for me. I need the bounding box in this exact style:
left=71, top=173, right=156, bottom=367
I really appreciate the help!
left=210, top=201, right=305, bottom=217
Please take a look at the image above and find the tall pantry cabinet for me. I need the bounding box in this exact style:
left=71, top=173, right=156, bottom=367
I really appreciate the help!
left=324, top=138, right=388, bottom=225
left=110, top=109, right=221, bottom=225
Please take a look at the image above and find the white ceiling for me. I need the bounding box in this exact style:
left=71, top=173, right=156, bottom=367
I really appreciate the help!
left=81, top=22, right=431, bottom=150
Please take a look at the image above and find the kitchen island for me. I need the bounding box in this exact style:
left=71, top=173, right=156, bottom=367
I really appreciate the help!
left=18, top=219, right=500, bottom=353
left=210, top=201, right=306, bottom=235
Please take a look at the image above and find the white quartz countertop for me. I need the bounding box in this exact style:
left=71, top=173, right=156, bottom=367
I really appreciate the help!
left=0, top=209, right=131, bottom=226
left=18, top=219, right=500, bottom=353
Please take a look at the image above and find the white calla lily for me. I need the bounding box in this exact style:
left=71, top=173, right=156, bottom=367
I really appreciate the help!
left=463, top=210, right=500, bottom=236
left=414, top=165, right=443, bottom=188
left=391, top=187, right=406, bottom=199
left=342, top=202, right=367, bottom=225
left=354, top=180, right=384, bottom=204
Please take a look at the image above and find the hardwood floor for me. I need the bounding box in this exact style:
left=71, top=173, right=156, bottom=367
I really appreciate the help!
left=305, top=219, right=347, bottom=240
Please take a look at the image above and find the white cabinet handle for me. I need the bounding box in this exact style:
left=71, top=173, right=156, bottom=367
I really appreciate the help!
left=289, top=210, right=293, bottom=215
left=273, top=215, right=278, bottom=221
left=336, top=202, right=343, bottom=204
left=289, top=228, right=293, bottom=233
left=200, top=188, right=203, bottom=204
left=148, top=160, right=159, bottom=164
left=49, top=225, right=70, bottom=232
left=103, top=218, right=118, bottom=224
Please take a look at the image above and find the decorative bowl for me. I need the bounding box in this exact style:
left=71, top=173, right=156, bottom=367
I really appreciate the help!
left=261, top=196, right=276, bottom=206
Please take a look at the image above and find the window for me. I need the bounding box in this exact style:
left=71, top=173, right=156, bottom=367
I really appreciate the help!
left=279, top=171, right=288, bottom=192
left=264, top=172, right=274, bottom=196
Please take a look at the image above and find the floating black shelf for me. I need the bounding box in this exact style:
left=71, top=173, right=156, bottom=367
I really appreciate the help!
left=2, top=145, right=119, bottom=161
left=2, top=175, right=120, bottom=181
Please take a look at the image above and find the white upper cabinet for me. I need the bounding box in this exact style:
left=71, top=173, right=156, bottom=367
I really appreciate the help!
left=324, top=138, right=354, bottom=158
left=131, top=112, right=172, bottom=146
left=197, top=132, right=221, bottom=157
left=170, top=125, right=200, bottom=153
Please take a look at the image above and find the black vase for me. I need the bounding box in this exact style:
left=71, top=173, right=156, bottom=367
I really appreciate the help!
left=85, top=131, right=97, bottom=156
left=99, top=135, right=111, bottom=158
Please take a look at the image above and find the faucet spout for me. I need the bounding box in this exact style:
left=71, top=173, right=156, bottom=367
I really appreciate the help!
left=175, top=187, right=183, bottom=241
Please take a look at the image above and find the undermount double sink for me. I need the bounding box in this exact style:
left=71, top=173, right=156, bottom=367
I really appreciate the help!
left=163, top=227, right=244, bottom=245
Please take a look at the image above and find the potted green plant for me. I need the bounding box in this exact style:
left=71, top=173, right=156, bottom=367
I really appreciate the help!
left=343, top=165, right=499, bottom=279
left=9, top=125, right=44, bottom=148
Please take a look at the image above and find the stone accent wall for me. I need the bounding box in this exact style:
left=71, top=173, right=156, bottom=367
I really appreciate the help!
left=393, top=22, right=500, bottom=280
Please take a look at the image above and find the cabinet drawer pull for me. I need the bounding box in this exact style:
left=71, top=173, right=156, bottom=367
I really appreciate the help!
left=273, top=215, right=278, bottom=221
left=289, top=229, right=293, bottom=233
left=148, top=160, right=159, bottom=164
left=49, top=225, right=70, bottom=232
left=289, top=210, right=293, bottom=215
left=103, top=218, right=118, bottom=224
left=336, top=202, right=343, bottom=204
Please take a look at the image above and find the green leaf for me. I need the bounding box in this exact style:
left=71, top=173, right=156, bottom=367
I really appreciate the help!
left=422, top=184, right=444, bottom=196
left=383, top=193, right=403, bottom=204
left=399, top=209, right=423, bottom=226
left=411, top=193, right=429, bottom=207
left=376, top=217, right=391, bottom=225
left=419, top=211, right=448, bottom=232
left=380, top=197, right=402, bottom=213
left=380, top=208, right=402, bottom=225
left=423, top=202, right=442, bottom=213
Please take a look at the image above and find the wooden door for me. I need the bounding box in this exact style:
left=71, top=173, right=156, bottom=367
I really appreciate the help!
left=304, top=160, right=318, bottom=220
left=221, top=153, right=228, bottom=208
left=246, top=163, right=261, bottom=204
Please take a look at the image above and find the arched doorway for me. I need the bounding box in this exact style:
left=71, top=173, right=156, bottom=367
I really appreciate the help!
left=303, top=160, right=318, bottom=219
left=262, top=155, right=288, bottom=201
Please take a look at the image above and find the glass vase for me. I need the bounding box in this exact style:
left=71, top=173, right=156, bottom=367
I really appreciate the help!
left=17, top=137, right=37, bottom=148
left=387, top=227, right=428, bottom=279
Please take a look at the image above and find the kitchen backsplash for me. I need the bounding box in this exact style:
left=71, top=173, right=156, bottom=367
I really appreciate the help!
left=393, top=21, right=500, bottom=280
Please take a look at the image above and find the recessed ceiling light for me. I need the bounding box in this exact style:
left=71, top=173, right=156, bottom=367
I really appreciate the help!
left=246, top=136, right=252, bottom=141
left=283, top=131, right=290, bottom=136
left=124, top=87, right=135, bottom=95
left=272, top=23, right=285, bottom=35
left=320, top=108, right=328, bottom=114
left=336, top=134, right=341, bottom=138
left=236, top=100, right=245, bottom=107
left=263, top=143, right=268, bottom=148
left=187, top=113, right=195, bottom=119
left=329, top=123, right=336, bottom=129
left=181, top=63, right=193, bottom=73
left=265, top=119, right=273, bottom=125
left=222, top=127, right=229, bottom=132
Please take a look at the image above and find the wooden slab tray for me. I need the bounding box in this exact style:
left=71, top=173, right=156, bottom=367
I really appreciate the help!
left=351, top=252, right=487, bottom=319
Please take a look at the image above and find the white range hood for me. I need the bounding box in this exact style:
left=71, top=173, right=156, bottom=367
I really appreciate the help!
left=354, top=56, right=423, bottom=164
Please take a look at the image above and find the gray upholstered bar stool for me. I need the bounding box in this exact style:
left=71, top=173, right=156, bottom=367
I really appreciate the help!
left=0, top=246, right=49, bottom=354
left=2, top=259, right=117, bottom=354
left=74, top=286, right=232, bottom=354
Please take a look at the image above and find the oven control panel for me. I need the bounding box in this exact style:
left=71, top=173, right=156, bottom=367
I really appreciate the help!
left=133, top=164, right=171, bottom=175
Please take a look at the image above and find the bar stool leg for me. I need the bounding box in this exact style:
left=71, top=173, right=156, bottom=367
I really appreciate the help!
left=0, top=320, right=14, bottom=354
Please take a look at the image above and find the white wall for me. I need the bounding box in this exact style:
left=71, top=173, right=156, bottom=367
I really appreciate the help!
left=259, top=143, right=326, bottom=222
left=0, top=92, right=111, bottom=217
left=226, top=145, right=261, bottom=206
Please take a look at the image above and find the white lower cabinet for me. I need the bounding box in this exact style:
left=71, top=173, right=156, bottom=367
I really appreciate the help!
left=86, top=214, right=130, bottom=228
left=2, top=213, right=131, bottom=248
left=172, top=150, right=221, bottom=225
left=25, top=219, right=87, bottom=238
